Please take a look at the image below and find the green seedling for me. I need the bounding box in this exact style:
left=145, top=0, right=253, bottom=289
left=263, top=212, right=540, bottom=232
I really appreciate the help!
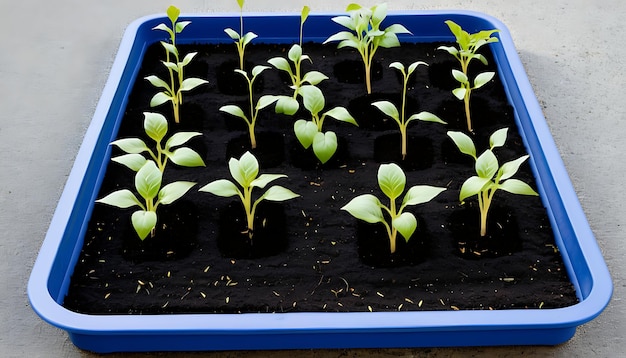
left=267, top=6, right=328, bottom=115
left=97, top=160, right=196, bottom=240
left=372, top=61, right=447, bottom=159
left=147, top=5, right=208, bottom=124
left=438, top=20, right=499, bottom=132
left=110, top=112, right=205, bottom=173
left=324, top=3, right=411, bottom=94
left=342, top=163, right=446, bottom=254
left=294, top=85, right=358, bottom=163
left=447, top=128, right=538, bottom=237
left=224, top=0, right=257, bottom=70
left=199, top=151, right=299, bottom=239
left=219, top=66, right=279, bottom=149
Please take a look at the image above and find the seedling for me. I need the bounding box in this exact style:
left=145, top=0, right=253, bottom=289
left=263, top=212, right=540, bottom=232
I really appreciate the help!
left=324, top=3, right=411, bottom=94
left=341, top=163, right=446, bottom=254
left=267, top=6, right=328, bottom=115
left=447, top=128, right=538, bottom=237
left=224, top=0, right=257, bottom=70
left=219, top=66, right=279, bottom=149
left=110, top=112, right=205, bottom=173
left=294, top=85, right=358, bottom=163
left=372, top=61, right=447, bottom=159
left=199, top=151, right=299, bottom=239
left=147, top=5, right=208, bottom=124
left=97, top=160, right=196, bottom=240
left=438, top=20, right=499, bottom=132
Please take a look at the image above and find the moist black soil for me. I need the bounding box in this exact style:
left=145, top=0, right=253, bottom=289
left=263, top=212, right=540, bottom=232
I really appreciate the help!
left=63, top=41, right=578, bottom=315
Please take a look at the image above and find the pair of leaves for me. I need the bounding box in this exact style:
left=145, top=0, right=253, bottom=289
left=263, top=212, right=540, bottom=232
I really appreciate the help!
left=224, top=28, right=258, bottom=46
left=450, top=70, right=495, bottom=101
left=372, top=101, right=446, bottom=128
left=97, top=161, right=196, bottom=240
left=342, top=163, right=446, bottom=243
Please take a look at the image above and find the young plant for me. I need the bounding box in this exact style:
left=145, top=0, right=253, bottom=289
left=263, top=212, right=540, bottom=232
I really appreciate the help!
left=372, top=61, right=447, bottom=159
left=324, top=3, right=411, bottom=94
left=447, top=128, right=538, bottom=237
left=224, top=0, right=257, bottom=70
left=438, top=20, right=499, bottom=133
left=110, top=112, right=205, bottom=173
left=97, top=160, right=196, bottom=240
left=147, top=5, right=208, bottom=124
left=199, top=151, right=299, bottom=239
left=294, top=85, right=358, bottom=164
left=219, top=66, right=278, bottom=149
left=267, top=6, right=328, bottom=115
left=342, top=163, right=446, bottom=254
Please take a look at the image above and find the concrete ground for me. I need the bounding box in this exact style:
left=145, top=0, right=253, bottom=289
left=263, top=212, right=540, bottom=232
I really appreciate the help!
left=2, top=0, right=623, bottom=356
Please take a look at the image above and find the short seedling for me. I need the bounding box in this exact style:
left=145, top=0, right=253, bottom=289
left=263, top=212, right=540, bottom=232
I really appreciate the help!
left=224, top=0, right=257, bottom=70
left=219, top=66, right=279, bottom=149
left=438, top=20, right=499, bottom=132
left=267, top=6, right=328, bottom=115
left=199, top=151, right=299, bottom=239
left=372, top=61, right=447, bottom=159
left=147, top=5, right=208, bottom=124
left=109, top=112, right=205, bottom=173
left=342, top=163, right=446, bottom=254
left=324, top=3, right=411, bottom=94
left=294, top=85, right=358, bottom=163
left=447, top=128, right=538, bottom=237
left=97, top=160, right=196, bottom=240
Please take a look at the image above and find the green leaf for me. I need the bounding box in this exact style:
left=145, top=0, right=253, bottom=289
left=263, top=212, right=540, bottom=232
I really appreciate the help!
left=180, top=77, right=208, bottom=92
left=288, top=44, right=302, bottom=62
left=377, top=32, right=401, bottom=48
left=242, top=32, right=258, bottom=46
left=401, top=185, right=446, bottom=208
left=452, top=69, right=468, bottom=83
left=135, top=161, right=162, bottom=200
left=473, top=71, right=495, bottom=89
left=165, top=132, right=201, bottom=149
left=312, top=131, right=338, bottom=164
left=260, top=186, right=300, bottom=202
left=169, top=147, right=205, bottom=167
left=389, top=61, right=405, bottom=73
left=145, top=75, right=171, bottom=91
left=446, top=131, right=476, bottom=159
left=161, top=42, right=178, bottom=57
left=96, top=189, right=143, bottom=209
left=267, top=57, right=292, bottom=74
left=459, top=176, right=491, bottom=202
left=301, top=6, right=310, bottom=24
left=131, top=211, right=158, bottom=241
left=452, top=88, right=467, bottom=101
left=236, top=0, right=245, bottom=9
left=437, top=45, right=459, bottom=56
left=407, top=111, right=447, bottom=125
left=275, top=96, right=299, bottom=115
left=180, top=52, right=197, bottom=67
left=300, top=85, right=325, bottom=116
left=324, top=107, right=358, bottom=126
left=162, top=60, right=180, bottom=73
left=329, top=16, right=356, bottom=32
left=498, top=179, right=538, bottom=196
left=323, top=31, right=356, bottom=44
left=372, top=101, right=400, bottom=123
left=111, top=153, right=147, bottom=172
left=444, top=20, right=463, bottom=40
left=152, top=23, right=172, bottom=34
left=158, top=181, right=196, bottom=205
left=251, top=65, right=269, bottom=78
left=371, top=3, right=387, bottom=28
left=392, top=212, right=417, bottom=242
left=224, top=28, right=240, bottom=40
left=166, top=5, right=180, bottom=23
left=111, top=138, right=149, bottom=154
left=251, top=174, right=286, bottom=189
left=475, top=150, right=499, bottom=179
left=385, top=23, right=412, bottom=35
left=498, top=155, right=529, bottom=181
left=144, top=112, right=168, bottom=142
left=302, top=71, right=329, bottom=86
left=377, top=163, right=406, bottom=200
left=294, top=120, right=318, bottom=149
left=407, top=61, right=427, bottom=75
left=341, top=194, right=384, bottom=224
left=231, top=151, right=259, bottom=188
left=220, top=105, right=248, bottom=121
left=176, top=21, right=191, bottom=34
left=198, top=179, right=240, bottom=198
left=489, top=127, right=509, bottom=149
left=256, top=95, right=280, bottom=111
left=150, top=92, right=172, bottom=107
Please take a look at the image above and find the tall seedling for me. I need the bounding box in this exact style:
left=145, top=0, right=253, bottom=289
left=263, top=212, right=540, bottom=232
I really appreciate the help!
left=147, top=5, right=208, bottom=124
left=447, top=128, right=538, bottom=237
left=372, top=61, right=447, bottom=159
left=224, top=0, right=257, bottom=70
left=324, top=3, right=411, bottom=94
left=438, top=20, right=499, bottom=133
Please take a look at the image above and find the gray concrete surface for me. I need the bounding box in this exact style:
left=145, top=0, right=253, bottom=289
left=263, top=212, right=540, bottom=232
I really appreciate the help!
left=2, top=0, right=623, bottom=356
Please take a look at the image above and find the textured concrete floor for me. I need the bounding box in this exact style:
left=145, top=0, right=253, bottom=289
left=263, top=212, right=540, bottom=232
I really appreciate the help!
left=2, top=0, right=624, bottom=356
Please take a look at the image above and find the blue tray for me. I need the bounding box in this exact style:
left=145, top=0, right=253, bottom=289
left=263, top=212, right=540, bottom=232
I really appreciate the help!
left=28, top=10, right=612, bottom=353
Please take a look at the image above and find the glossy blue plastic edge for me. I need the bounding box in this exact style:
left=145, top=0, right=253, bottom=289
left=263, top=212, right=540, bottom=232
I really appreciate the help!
left=27, top=10, right=612, bottom=353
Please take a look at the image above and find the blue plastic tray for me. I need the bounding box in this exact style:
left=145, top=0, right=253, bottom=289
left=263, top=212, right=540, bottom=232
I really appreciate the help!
left=28, top=10, right=612, bottom=353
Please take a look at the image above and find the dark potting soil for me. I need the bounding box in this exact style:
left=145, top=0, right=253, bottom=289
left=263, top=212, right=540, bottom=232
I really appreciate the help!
left=63, top=41, right=578, bottom=315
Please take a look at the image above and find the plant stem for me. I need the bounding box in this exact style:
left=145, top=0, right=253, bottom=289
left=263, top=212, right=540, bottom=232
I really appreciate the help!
left=479, top=189, right=494, bottom=237
left=244, top=187, right=254, bottom=239
left=400, top=72, right=408, bottom=160
left=248, top=122, right=257, bottom=149
left=464, top=91, right=472, bottom=133
left=389, top=198, right=398, bottom=254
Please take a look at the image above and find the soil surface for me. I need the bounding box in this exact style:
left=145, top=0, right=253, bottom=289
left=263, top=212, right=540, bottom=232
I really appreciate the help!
left=64, top=41, right=578, bottom=315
